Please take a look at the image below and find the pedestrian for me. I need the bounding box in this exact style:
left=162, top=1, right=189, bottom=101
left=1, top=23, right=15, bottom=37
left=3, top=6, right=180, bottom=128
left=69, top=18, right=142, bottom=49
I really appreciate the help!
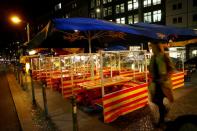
left=148, top=42, right=175, bottom=127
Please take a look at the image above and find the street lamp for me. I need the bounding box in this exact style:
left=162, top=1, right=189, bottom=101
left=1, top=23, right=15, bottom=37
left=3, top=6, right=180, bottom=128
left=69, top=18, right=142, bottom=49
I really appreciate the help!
left=10, top=15, right=36, bottom=105
left=10, top=15, right=30, bottom=43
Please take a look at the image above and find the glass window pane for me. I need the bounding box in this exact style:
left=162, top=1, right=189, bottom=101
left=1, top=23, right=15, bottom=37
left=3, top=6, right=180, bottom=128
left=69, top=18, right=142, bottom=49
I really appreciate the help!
left=153, top=0, right=161, bottom=5
left=144, top=0, right=151, bottom=7
left=144, top=12, right=151, bottom=23
left=91, top=0, right=95, bottom=8
left=128, top=1, right=133, bottom=11
left=108, top=0, right=112, bottom=3
left=96, top=0, right=100, bottom=6
left=103, top=8, right=108, bottom=17
left=120, top=3, right=125, bottom=13
left=153, top=10, right=161, bottom=22
left=128, top=16, right=133, bottom=24
left=116, top=5, right=120, bottom=14
left=121, top=17, right=125, bottom=24
left=108, top=7, right=112, bottom=15
left=116, top=18, right=121, bottom=23
left=134, top=0, right=138, bottom=9
left=90, top=11, right=95, bottom=18
left=134, top=14, right=139, bottom=23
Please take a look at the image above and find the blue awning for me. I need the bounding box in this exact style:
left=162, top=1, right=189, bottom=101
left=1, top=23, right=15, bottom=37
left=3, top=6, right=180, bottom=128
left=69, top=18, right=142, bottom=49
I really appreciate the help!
left=52, top=18, right=165, bottom=40
left=27, top=18, right=168, bottom=49
left=133, top=22, right=197, bottom=41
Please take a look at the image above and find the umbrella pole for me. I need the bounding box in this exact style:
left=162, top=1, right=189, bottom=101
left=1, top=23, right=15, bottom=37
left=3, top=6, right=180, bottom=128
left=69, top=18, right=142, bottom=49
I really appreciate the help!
left=100, top=51, right=104, bottom=97
left=88, top=32, right=91, bottom=54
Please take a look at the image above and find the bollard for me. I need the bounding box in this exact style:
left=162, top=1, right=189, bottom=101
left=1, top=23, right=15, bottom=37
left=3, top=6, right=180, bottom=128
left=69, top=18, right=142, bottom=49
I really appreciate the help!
left=41, top=80, right=48, bottom=118
left=30, top=70, right=36, bottom=105
left=20, top=71, right=24, bottom=89
left=17, top=68, right=20, bottom=83
left=71, top=95, right=78, bottom=131
left=14, top=65, right=17, bottom=80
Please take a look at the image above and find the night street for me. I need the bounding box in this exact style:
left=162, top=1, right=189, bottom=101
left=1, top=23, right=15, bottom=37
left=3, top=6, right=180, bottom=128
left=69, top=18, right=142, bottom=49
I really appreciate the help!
left=0, top=0, right=197, bottom=131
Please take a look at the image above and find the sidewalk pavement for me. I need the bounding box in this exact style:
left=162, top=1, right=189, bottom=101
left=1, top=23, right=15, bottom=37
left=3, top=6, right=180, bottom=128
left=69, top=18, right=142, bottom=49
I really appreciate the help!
left=7, top=71, right=197, bottom=131
left=7, top=73, right=35, bottom=131
left=7, top=72, right=115, bottom=131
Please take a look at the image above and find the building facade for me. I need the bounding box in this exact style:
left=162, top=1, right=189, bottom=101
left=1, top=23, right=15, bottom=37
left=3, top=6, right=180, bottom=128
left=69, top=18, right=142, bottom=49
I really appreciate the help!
left=166, top=0, right=197, bottom=60
left=89, top=0, right=165, bottom=25
left=33, top=0, right=197, bottom=58
left=166, top=0, right=197, bottom=29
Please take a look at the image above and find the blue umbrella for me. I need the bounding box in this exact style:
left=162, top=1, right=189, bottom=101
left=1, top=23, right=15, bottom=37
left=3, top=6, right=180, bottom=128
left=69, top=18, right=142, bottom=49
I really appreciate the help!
left=27, top=18, right=167, bottom=52
left=133, top=22, right=197, bottom=41
left=53, top=18, right=168, bottom=53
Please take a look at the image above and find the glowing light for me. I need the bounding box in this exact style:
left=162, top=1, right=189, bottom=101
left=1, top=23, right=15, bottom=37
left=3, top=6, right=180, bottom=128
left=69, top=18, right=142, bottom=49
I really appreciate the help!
left=10, top=16, right=22, bottom=24
left=28, top=50, right=37, bottom=55
left=96, top=8, right=100, bottom=13
left=25, top=63, right=30, bottom=73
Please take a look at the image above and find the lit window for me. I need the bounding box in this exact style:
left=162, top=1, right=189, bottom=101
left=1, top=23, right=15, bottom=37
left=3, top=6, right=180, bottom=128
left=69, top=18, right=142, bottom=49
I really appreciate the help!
left=72, top=2, right=77, bottom=8
left=144, top=12, right=152, bottom=23
left=133, top=0, right=138, bottom=9
left=120, top=4, right=125, bottom=13
left=134, top=14, right=139, bottom=23
left=128, top=16, right=133, bottom=24
left=116, top=18, right=125, bottom=24
left=192, top=50, right=197, bottom=56
left=103, top=7, right=112, bottom=17
left=153, top=10, right=161, bottom=22
left=121, top=17, right=125, bottom=24
left=108, top=0, right=112, bottom=2
left=116, top=3, right=124, bottom=14
left=116, top=5, right=120, bottom=14
left=103, top=0, right=107, bottom=4
left=116, top=18, right=121, bottom=23
left=153, top=0, right=161, bottom=5
left=128, top=1, right=133, bottom=11
left=144, top=0, right=151, bottom=7
left=108, top=7, right=112, bottom=15
left=104, top=8, right=108, bottom=17
left=96, top=0, right=100, bottom=6
left=91, top=0, right=95, bottom=8
left=54, top=3, right=61, bottom=11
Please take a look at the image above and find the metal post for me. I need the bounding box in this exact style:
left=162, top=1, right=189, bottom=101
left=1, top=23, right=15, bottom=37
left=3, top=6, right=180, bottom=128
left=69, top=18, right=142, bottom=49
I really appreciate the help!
left=17, top=67, right=20, bottom=83
left=20, top=70, right=24, bottom=89
left=30, top=69, right=36, bottom=105
left=71, top=96, right=78, bottom=131
left=27, top=23, right=30, bottom=43
left=41, top=80, right=48, bottom=118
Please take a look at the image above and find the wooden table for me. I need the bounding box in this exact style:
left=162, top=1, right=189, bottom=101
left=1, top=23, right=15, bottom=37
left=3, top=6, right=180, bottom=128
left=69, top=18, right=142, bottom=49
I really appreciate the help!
left=78, top=76, right=132, bottom=90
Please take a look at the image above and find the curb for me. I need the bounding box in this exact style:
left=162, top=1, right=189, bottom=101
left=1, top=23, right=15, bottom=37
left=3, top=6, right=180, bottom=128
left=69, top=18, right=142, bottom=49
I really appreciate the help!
left=6, top=73, right=34, bottom=131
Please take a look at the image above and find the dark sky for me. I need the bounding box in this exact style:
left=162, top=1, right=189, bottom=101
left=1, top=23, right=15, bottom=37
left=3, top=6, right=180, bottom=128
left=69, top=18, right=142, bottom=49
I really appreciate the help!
left=0, top=0, right=51, bottom=48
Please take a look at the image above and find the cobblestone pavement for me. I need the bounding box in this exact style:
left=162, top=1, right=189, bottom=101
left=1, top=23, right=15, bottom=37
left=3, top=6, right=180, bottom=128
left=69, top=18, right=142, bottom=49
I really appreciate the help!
left=6, top=71, right=59, bottom=131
